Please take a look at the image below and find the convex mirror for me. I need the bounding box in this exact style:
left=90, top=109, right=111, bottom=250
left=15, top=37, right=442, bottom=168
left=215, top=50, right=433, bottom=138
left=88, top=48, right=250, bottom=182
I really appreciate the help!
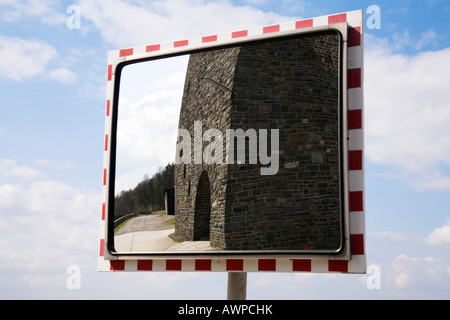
left=110, top=29, right=347, bottom=256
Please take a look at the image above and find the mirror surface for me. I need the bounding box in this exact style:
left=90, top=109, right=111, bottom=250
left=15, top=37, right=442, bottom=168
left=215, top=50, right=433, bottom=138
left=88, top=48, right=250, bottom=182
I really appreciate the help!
left=112, top=31, right=344, bottom=254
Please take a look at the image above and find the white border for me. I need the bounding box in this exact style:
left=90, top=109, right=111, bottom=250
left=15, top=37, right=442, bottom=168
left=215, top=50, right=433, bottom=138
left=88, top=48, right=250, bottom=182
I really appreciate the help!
left=98, top=10, right=365, bottom=274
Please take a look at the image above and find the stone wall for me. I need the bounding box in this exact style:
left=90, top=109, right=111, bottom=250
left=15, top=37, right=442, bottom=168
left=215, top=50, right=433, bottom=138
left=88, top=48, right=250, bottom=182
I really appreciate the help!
left=174, top=32, right=342, bottom=251
left=174, top=47, right=240, bottom=247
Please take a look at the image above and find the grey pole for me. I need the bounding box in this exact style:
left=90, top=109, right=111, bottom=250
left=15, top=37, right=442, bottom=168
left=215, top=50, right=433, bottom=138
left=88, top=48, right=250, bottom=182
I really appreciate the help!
left=227, top=272, right=247, bottom=300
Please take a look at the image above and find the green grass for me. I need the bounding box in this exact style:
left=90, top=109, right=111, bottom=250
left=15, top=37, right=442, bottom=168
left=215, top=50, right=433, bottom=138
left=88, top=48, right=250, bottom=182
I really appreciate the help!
left=168, top=232, right=184, bottom=243
left=153, top=210, right=174, bottom=225
left=164, top=217, right=175, bottom=226
left=153, top=210, right=167, bottom=217
left=114, top=216, right=136, bottom=233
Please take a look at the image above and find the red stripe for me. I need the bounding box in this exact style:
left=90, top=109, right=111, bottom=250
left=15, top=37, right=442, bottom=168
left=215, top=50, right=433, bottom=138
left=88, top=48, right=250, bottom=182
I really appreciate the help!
left=166, top=259, right=182, bottom=270
left=119, top=48, right=133, bottom=57
left=195, top=259, right=212, bottom=271
left=349, top=150, right=363, bottom=170
left=146, top=44, right=160, bottom=52
left=104, top=134, right=108, bottom=151
left=106, top=100, right=110, bottom=117
left=328, top=13, right=347, bottom=24
left=103, top=169, right=107, bottom=186
left=99, top=239, right=104, bottom=256
left=351, top=234, right=365, bottom=255
left=137, top=260, right=153, bottom=271
left=348, top=68, right=362, bottom=88
left=349, top=191, right=363, bottom=212
left=174, top=39, right=188, bottom=47
left=232, top=30, right=248, bottom=38
left=295, top=19, right=313, bottom=29
left=292, top=259, right=311, bottom=272
left=348, top=109, right=362, bottom=130
left=101, top=203, right=105, bottom=220
left=348, top=27, right=361, bottom=47
left=263, top=24, right=280, bottom=34
left=202, top=35, right=217, bottom=43
left=110, top=260, right=125, bottom=271
left=226, top=259, right=243, bottom=271
left=107, top=65, right=112, bottom=81
left=258, top=259, right=276, bottom=271
left=328, top=260, right=348, bottom=272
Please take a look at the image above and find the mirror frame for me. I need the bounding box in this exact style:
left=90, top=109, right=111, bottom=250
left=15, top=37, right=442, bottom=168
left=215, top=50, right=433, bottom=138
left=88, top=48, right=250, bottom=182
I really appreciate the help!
left=98, top=11, right=366, bottom=274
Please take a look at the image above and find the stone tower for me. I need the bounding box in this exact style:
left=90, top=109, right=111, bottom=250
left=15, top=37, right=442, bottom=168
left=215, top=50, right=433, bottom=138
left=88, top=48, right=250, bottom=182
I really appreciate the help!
left=174, top=31, right=342, bottom=251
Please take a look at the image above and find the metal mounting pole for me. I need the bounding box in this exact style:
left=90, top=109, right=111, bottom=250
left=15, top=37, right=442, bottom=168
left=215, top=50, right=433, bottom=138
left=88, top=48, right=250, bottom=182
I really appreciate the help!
left=227, top=272, right=247, bottom=300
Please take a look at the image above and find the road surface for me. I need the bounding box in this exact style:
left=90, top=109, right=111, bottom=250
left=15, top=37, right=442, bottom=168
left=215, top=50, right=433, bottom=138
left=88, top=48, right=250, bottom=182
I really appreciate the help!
left=114, top=214, right=215, bottom=252
left=115, top=214, right=174, bottom=236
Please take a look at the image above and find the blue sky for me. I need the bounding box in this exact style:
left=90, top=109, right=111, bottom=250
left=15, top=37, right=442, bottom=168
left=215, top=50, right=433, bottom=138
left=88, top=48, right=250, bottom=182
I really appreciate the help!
left=0, top=0, right=450, bottom=300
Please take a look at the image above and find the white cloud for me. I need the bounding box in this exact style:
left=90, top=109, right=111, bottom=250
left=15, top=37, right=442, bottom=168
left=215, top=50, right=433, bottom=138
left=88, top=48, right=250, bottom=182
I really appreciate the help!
left=363, top=231, right=450, bottom=298
left=48, top=67, right=77, bottom=83
left=416, top=29, right=438, bottom=50
left=0, top=36, right=57, bottom=81
left=0, top=164, right=101, bottom=284
left=61, top=47, right=106, bottom=98
left=114, top=54, right=188, bottom=192
left=425, top=218, right=450, bottom=246
left=391, top=29, right=438, bottom=51
left=243, top=0, right=267, bottom=5
left=370, top=231, right=411, bottom=241
left=33, top=159, right=75, bottom=170
left=0, top=0, right=66, bottom=25
left=0, top=159, right=46, bottom=180
left=395, top=254, right=442, bottom=263
left=0, top=184, right=21, bottom=207
left=394, top=272, right=409, bottom=288
left=115, top=91, right=182, bottom=192
left=0, top=159, right=100, bottom=252
left=79, top=0, right=293, bottom=48
left=0, top=36, right=77, bottom=83
left=390, top=253, right=450, bottom=293
left=365, top=37, right=450, bottom=190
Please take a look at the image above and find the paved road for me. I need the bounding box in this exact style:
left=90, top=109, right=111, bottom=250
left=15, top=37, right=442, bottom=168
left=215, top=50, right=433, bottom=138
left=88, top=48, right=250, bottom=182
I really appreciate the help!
left=115, top=228, right=176, bottom=252
left=115, top=214, right=174, bottom=236
left=114, top=214, right=215, bottom=252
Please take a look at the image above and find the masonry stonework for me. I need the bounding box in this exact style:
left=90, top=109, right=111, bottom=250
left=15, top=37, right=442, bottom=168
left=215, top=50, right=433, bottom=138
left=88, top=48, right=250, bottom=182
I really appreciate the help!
left=174, top=32, right=342, bottom=251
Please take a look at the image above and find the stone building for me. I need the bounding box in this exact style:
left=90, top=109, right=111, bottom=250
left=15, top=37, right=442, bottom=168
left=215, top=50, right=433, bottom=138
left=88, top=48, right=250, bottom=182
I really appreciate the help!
left=174, top=31, right=342, bottom=251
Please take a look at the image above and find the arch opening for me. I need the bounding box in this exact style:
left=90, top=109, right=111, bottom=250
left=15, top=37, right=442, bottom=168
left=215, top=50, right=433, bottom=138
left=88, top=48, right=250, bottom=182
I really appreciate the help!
left=193, top=171, right=211, bottom=241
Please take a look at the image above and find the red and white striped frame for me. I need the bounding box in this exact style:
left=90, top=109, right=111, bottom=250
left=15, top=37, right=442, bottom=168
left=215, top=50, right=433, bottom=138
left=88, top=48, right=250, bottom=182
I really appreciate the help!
left=98, top=10, right=366, bottom=274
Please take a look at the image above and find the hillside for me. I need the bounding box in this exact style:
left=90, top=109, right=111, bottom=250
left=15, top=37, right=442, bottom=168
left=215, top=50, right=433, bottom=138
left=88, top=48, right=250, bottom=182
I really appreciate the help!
left=114, top=163, right=175, bottom=220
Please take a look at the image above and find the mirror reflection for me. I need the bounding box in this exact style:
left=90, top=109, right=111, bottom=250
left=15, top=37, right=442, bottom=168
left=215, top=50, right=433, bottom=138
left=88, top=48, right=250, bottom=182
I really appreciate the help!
left=113, top=31, right=343, bottom=254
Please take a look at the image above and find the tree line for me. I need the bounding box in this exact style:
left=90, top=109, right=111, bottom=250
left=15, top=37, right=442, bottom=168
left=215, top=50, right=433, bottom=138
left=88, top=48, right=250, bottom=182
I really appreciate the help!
left=114, top=163, right=175, bottom=220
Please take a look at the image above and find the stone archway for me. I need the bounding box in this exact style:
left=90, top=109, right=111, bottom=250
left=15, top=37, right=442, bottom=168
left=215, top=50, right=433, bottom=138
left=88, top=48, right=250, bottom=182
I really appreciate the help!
left=193, top=171, right=211, bottom=241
